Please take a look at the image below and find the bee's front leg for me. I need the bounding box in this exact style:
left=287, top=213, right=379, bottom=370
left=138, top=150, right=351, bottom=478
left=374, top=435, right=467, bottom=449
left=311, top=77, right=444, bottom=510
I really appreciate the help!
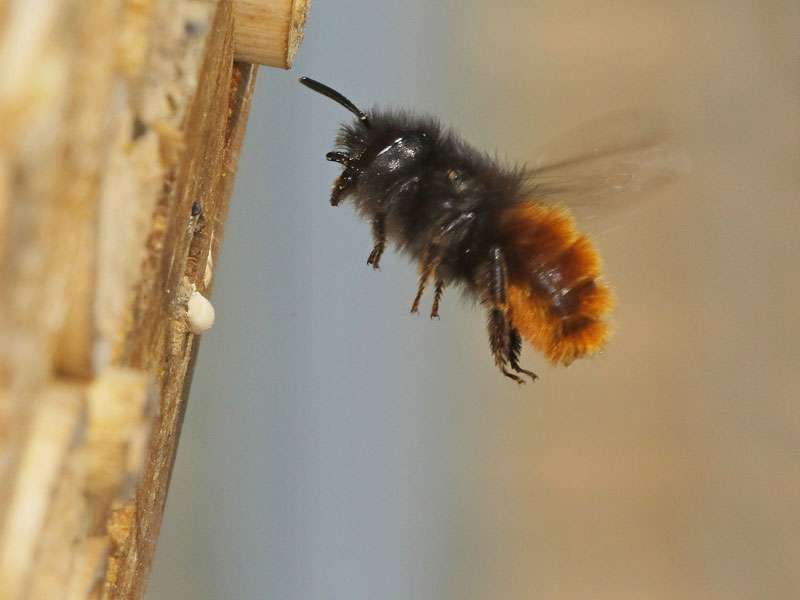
left=326, top=152, right=358, bottom=206
left=367, top=215, right=386, bottom=269
left=325, top=151, right=349, bottom=164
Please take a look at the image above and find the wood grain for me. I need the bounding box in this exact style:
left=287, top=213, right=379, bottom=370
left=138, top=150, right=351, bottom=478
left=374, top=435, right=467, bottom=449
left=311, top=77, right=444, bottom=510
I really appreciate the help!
left=231, top=0, right=311, bottom=67
left=0, top=0, right=265, bottom=597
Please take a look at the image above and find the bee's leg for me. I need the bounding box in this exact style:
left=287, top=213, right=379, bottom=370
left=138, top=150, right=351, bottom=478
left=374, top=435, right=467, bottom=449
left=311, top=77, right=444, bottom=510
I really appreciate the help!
left=487, top=307, right=523, bottom=384
left=367, top=214, right=386, bottom=269
left=326, top=152, right=358, bottom=206
left=326, top=151, right=349, bottom=164
left=430, top=278, right=445, bottom=319
left=410, top=250, right=439, bottom=314
left=412, top=212, right=475, bottom=314
left=508, top=326, right=538, bottom=381
left=370, top=176, right=422, bottom=270
left=330, top=169, right=358, bottom=206
left=485, top=247, right=532, bottom=384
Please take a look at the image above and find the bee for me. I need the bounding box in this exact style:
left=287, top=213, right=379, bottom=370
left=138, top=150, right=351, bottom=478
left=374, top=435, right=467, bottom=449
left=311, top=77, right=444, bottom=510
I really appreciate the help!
left=300, top=76, right=675, bottom=383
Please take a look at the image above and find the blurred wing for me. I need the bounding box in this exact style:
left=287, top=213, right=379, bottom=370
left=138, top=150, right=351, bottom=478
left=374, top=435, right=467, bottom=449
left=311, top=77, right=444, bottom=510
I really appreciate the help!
left=526, top=110, right=688, bottom=227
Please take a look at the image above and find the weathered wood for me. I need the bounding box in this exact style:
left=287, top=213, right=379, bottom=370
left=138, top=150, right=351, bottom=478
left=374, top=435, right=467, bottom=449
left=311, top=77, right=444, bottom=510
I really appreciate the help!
left=0, top=0, right=279, bottom=596
left=102, top=23, right=260, bottom=600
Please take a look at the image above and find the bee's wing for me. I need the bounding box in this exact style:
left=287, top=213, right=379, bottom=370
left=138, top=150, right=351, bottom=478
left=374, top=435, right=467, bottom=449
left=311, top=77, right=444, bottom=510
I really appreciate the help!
left=526, top=110, right=688, bottom=227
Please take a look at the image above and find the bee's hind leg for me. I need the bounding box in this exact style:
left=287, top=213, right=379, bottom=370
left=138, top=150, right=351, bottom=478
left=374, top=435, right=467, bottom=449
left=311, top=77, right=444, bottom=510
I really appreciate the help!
left=487, top=307, right=524, bottom=384
left=485, top=247, right=536, bottom=384
left=508, top=327, right=538, bottom=381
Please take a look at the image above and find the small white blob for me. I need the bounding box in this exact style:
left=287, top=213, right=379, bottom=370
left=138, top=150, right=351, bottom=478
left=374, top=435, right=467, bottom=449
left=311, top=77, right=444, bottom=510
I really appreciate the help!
left=187, top=290, right=215, bottom=334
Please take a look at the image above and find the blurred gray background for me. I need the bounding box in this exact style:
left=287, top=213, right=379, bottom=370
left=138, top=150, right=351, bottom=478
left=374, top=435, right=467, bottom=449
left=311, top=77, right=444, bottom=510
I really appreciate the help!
left=148, top=1, right=800, bottom=598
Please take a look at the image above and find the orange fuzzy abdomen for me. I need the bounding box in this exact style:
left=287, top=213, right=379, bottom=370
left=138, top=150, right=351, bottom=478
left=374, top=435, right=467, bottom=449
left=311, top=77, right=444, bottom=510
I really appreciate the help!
left=498, top=202, right=613, bottom=365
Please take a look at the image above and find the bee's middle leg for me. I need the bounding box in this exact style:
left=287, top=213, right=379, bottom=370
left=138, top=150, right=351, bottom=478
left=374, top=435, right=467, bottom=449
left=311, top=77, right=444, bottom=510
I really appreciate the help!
left=411, top=249, right=439, bottom=314
left=430, top=278, right=445, bottom=319
left=411, top=212, right=475, bottom=315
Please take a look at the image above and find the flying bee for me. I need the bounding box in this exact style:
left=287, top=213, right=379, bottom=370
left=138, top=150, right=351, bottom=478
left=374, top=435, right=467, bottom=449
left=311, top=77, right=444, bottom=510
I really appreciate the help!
left=299, top=76, right=677, bottom=383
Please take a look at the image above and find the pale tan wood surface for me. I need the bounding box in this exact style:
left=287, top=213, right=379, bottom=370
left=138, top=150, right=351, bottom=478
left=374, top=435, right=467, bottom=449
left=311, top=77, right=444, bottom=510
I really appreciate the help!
left=0, top=0, right=275, bottom=597
left=231, top=0, right=311, bottom=67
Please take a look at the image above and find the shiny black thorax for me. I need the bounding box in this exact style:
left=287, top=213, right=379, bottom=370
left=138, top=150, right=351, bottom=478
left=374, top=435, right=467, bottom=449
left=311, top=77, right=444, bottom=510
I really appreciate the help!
left=331, top=110, right=526, bottom=289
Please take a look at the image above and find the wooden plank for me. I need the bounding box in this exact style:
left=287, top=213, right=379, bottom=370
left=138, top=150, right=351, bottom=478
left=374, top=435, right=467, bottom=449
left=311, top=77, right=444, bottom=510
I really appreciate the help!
left=101, top=9, right=260, bottom=600
left=0, top=0, right=267, bottom=596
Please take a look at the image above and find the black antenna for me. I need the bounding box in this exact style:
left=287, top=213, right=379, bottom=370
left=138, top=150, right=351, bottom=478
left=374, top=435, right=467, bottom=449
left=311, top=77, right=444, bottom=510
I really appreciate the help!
left=299, top=76, right=371, bottom=128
